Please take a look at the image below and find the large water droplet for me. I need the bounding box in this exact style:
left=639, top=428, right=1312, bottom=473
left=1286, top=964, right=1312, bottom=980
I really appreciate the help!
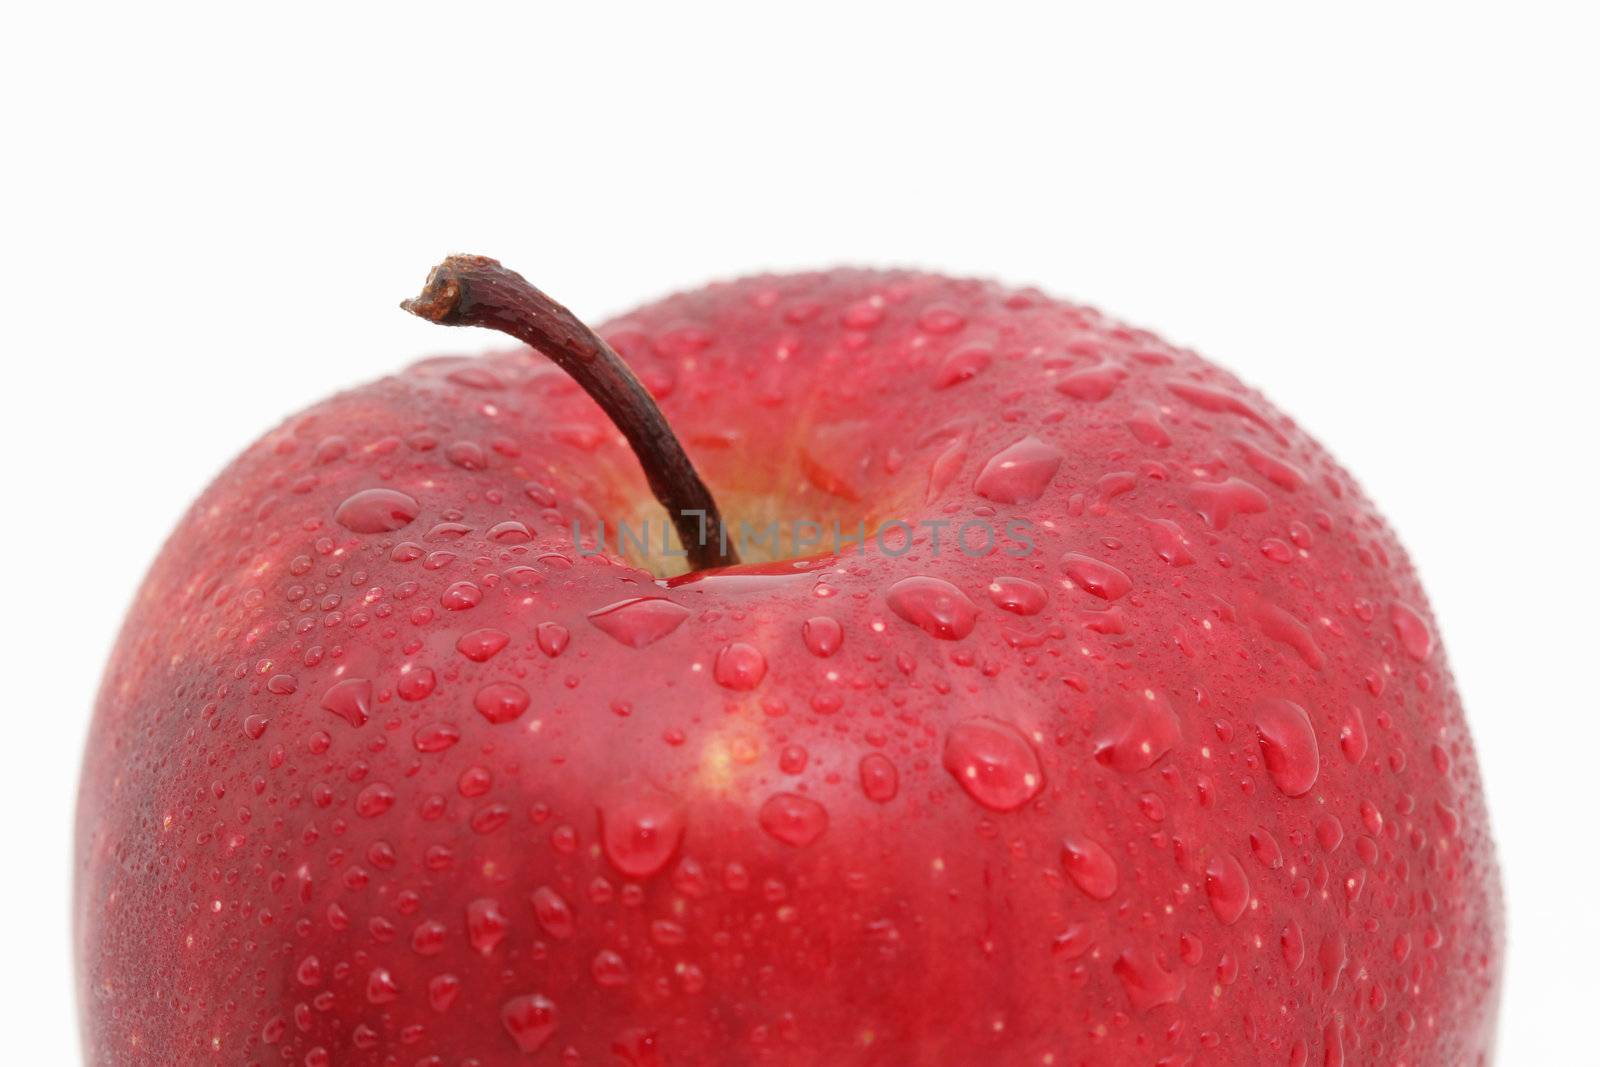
left=413, top=722, right=460, bottom=753
left=474, top=682, right=530, bottom=725
left=588, top=597, right=690, bottom=647
left=1204, top=853, right=1250, bottom=925
left=1060, top=553, right=1132, bottom=600
left=887, top=576, right=978, bottom=640
left=354, top=782, right=395, bottom=818
left=1144, top=517, right=1194, bottom=566
left=1056, top=363, right=1127, bottom=401
left=1281, top=920, right=1305, bottom=971
left=530, top=886, right=575, bottom=940
left=440, top=580, right=482, bottom=611
left=942, top=717, right=1043, bottom=811
left=1190, top=477, right=1270, bottom=530
left=1113, top=949, right=1185, bottom=1013
left=713, top=642, right=768, bottom=690
left=1254, top=698, right=1320, bottom=796
left=456, top=627, right=510, bottom=662
left=1094, top=691, right=1180, bottom=773
left=933, top=342, right=993, bottom=388
left=599, top=785, right=686, bottom=878
left=366, top=967, right=399, bottom=1004
left=320, top=678, right=372, bottom=728
left=974, top=435, right=1063, bottom=505
left=396, top=666, right=436, bottom=701
left=1390, top=602, right=1433, bottom=661
left=1249, top=828, right=1284, bottom=869
left=1235, top=437, right=1305, bottom=491
left=1060, top=835, right=1119, bottom=900
left=335, top=488, right=420, bottom=533
left=758, top=792, right=829, bottom=846
left=1167, top=380, right=1273, bottom=431
left=858, top=753, right=899, bottom=803
left=801, top=616, right=843, bottom=657
left=536, top=621, right=570, bottom=657
left=466, top=898, right=509, bottom=955
left=591, top=949, right=631, bottom=988
left=1339, top=706, right=1368, bottom=763
left=500, top=993, right=558, bottom=1054
left=986, top=576, right=1047, bottom=615
left=1245, top=592, right=1326, bottom=669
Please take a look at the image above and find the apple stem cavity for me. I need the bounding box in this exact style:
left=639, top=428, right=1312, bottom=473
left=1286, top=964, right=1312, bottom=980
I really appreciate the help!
left=403, top=255, right=739, bottom=570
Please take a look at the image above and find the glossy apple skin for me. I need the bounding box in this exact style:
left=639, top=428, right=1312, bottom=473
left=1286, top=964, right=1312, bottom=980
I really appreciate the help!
left=76, top=271, right=1502, bottom=1065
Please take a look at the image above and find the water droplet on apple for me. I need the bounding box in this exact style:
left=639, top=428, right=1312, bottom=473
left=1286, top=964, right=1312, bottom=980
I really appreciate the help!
left=429, top=973, right=461, bottom=1013
left=1249, top=602, right=1326, bottom=676
left=591, top=949, right=631, bottom=987
left=611, top=1028, right=663, bottom=1067
left=1056, top=363, right=1128, bottom=401
left=1191, top=477, right=1270, bottom=530
left=413, top=721, right=460, bottom=753
left=319, top=678, right=372, bottom=728
left=1391, top=601, right=1434, bottom=661
left=598, top=785, right=686, bottom=878
left=986, top=576, right=1047, bottom=615
left=801, top=616, right=843, bottom=657
left=713, top=642, right=767, bottom=690
left=536, top=621, right=571, bottom=657
left=1204, top=853, right=1250, bottom=924
left=467, top=897, right=509, bottom=955
left=1340, top=707, right=1368, bottom=763
left=456, top=627, right=510, bottom=662
left=474, top=681, right=530, bottom=725
left=858, top=753, right=899, bottom=802
left=334, top=488, right=420, bottom=533
left=396, top=665, right=436, bottom=701
left=887, top=576, right=978, bottom=640
left=366, top=967, right=399, bottom=1004
left=1254, top=698, right=1321, bottom=796
left=758, top=792, right=830, bottom=846
left=1144, top=517, right=1194, bottom=566
left=1052, top=923, right=1093, bottom=959
left=295, top=955, right=322, bottom=986
left=500, top=993, right=558, bottom=1053
left=530, top=886, right=575, bottom=939
left=1317, top=813, right=1344, bottom=852
left=1060, top=552, right=1133, bottom=601
left=974, top=435, right=1063, bottom=505
left=1235, top=437, right=1305, bottom=491
left=1060, top=835, right=1119, bottom=899
left=942, top=717, right=1043, bottom=811
left=446, top=440, right=487, bottom=470
left=918, top=304, right=967, bottom=333
left=487, top=519, right=532, bottom=544
left=1249, top=828, right=1284, bottom=869
left=933, top=342, right=993, bottom=388
left=354, top=782, right=396, bottom=818
left=588, top=597, right=690, bottom=647
left=1281, top=920, right=1306, bottom=971
left=440, top=580, right=482, bottom=610
left=1320, top=932, right=1348, bottom=992
left=1113, top=948, right=1185, bottom=1013
left=1094, top=691, right=1180, bottom=773
left=1260, top=537, right=1295, bottom=563
left=1167, top=379, right=1273, bottom=430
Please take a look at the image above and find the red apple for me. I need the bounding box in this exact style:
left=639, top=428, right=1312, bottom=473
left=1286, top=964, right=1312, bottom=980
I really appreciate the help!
left=75, top=258, right=1502, bottom=1065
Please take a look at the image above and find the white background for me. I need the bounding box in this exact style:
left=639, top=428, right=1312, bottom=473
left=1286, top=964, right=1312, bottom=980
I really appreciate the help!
left=3, top=3, right=1595, bottom=1060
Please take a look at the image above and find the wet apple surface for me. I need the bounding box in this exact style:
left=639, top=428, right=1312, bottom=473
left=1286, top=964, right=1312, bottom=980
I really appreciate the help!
left=76, top=263, right=1501, bottom=1065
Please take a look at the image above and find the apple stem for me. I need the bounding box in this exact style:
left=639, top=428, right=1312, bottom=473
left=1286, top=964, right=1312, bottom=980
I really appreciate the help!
left=403, top=255, right=739, bottom=570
